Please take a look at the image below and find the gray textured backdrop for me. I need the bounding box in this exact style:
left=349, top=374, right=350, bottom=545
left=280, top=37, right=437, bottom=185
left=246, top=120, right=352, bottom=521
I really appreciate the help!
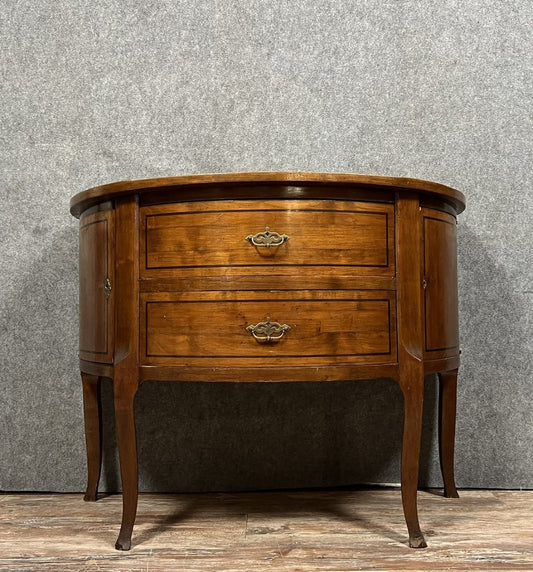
left=1, top=1, right=531, bottom=493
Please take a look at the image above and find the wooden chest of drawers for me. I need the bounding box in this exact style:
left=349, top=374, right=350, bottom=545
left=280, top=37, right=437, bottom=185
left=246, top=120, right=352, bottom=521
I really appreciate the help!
left=71, top=172, right=465, bottom=550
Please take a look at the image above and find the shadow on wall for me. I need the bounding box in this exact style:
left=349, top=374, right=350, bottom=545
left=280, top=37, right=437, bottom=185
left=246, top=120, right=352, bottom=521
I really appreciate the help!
left=454, top=223, right=532, bottom=488
left=98, top=379, right=443, bottom=493
left=98, top=378, right=441, bottom=494
left=101, top=378, right=407, bottom=493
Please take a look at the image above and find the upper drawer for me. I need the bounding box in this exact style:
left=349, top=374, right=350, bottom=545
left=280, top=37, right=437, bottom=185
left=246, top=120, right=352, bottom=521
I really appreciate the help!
left=141, top=200, right=395, bottom=277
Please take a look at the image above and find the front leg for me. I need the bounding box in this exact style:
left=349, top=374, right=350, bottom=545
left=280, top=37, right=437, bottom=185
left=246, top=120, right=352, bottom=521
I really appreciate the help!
left=114, top=373, right=139, bottom=551
left=400, top=381, right=427, bottom=549
left=81, top=372, right=102, bottom=502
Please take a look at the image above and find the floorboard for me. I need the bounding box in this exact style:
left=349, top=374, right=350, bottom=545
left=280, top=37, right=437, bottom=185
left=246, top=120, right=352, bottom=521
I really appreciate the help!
left=0, top=489, right=531, bottom=571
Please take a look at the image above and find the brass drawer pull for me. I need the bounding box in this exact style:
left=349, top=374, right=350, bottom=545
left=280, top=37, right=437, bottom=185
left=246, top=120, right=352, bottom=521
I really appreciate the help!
left=246, top=227, right=289, bottom=248
left=246, top=317, right=291, bottom=342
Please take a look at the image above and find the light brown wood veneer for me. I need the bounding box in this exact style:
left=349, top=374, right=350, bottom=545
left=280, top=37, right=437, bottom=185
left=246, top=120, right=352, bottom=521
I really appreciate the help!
left=71, top=172, right=466, bottom=551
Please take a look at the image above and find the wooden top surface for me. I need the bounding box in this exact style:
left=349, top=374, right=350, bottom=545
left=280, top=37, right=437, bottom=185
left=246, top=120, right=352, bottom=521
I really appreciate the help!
left=70, top=172, right=466, bottom=217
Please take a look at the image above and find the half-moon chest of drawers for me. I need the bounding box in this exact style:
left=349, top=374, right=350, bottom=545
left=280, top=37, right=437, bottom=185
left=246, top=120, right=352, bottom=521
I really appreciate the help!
left=70, top=172, right=465, bottom=550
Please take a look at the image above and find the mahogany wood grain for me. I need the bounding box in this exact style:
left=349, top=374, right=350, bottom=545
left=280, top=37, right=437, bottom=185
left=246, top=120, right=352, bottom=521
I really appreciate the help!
left=139, top=275, right=397, bottom=293
left=423, top=355, right=461, bottom=376
left=422, top=209, right=459, bottom=359
left=78, top=359, right=114, bottom=379
left=113, top=377, right=138, bottom=551
left=141, top=200, right=394, bottom=278
left=395, top=193, right=427, bottom=549
left=78, top=211, right=114, bottom=363
left=141, top=290, right=396, bottom=367
left=81, top=373, right=102, bottom=502
left=71, top=173, right=465, bottom=551
left=138, top=363, right=400, bottom=383
left=70, top=172, right=466, bottom=217
left=439, top=369, right=460, bottom=499
left=112, top=197, right=141, bottom=551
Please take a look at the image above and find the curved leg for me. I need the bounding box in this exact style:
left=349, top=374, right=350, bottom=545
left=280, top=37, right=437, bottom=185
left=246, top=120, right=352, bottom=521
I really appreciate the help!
left=400, top=382, right=427, bottom=549
left=439, top=369, right=459, bottom=498
left=114, top=373, right=139, bottom=551
left=81, top=373, right=102, bottom=502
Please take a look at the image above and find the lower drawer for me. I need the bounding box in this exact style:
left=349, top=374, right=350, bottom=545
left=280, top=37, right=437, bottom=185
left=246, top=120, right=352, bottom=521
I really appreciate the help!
left=141, top=290, right=397, bottom=367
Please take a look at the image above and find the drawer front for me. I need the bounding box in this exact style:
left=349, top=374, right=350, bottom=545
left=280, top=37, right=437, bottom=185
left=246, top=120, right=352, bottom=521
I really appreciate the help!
left=141, top=290, right=397, bottom=367
left=141, top=200, right=395, bottom=277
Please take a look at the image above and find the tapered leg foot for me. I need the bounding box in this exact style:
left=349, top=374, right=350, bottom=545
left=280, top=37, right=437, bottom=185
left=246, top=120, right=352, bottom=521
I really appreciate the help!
left=409, top=534, right=428, bottom=549
left=444, top=483, right=460, bottom=499
left=83, top=491, right=98, bottom=502
left=439, top=369, right=460, bottom=499
left=115, top=533, right=132, bottom=551
left=81, top=372, right=102, bottom=503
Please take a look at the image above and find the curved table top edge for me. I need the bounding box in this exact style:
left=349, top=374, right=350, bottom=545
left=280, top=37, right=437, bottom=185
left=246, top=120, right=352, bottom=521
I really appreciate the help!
left=70, top=171, right=466, bottom=218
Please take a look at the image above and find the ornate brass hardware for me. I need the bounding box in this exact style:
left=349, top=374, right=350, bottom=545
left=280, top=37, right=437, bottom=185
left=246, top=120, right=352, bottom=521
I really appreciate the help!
left=246, top=227, right=289, bottom=248
left=104, top=278, right=112, bottom=299
left=246, top=316, right=291, bottom=342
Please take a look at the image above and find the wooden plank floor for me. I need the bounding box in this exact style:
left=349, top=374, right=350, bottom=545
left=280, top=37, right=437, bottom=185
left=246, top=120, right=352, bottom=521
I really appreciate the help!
left=0, top=489, right=532, bottom=571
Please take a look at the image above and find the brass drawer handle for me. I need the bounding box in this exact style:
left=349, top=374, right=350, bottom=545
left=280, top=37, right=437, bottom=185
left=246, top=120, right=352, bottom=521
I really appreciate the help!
left=246, top=227, right=290, bottom=248
left=246, top=317, right=291, bottom=342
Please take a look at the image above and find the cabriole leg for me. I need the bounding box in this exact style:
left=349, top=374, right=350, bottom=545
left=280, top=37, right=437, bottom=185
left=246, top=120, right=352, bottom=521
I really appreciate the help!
left=114, top=374, right=139, bottom=551
left=81, top=372, right=102, bottom=502
left=438, top=369, right=460, bottom=498
left=400, top=382, right=427, bottom=549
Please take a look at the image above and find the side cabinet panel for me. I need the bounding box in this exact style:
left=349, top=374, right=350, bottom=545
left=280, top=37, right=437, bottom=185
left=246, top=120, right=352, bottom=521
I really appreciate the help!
left=422, top=209, right=459, bottom=359
left=79, top=210, right=115, bottom=363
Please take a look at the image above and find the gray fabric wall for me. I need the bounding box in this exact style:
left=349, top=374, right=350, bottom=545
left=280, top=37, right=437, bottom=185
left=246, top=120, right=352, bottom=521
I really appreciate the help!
left=1, top=1, right=531, bottom=493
